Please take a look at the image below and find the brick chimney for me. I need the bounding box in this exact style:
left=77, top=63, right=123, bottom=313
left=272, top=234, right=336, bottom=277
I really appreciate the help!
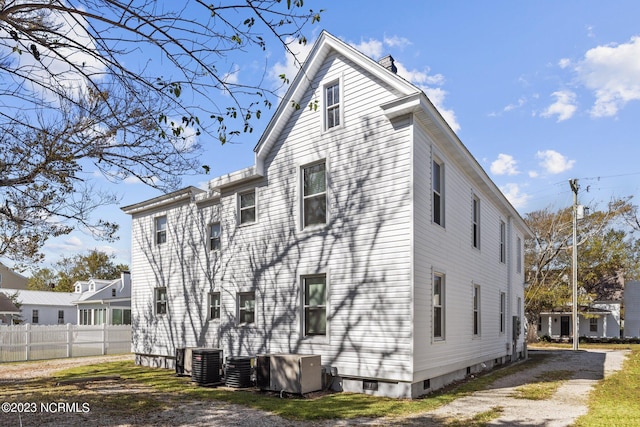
left=378, top=55, right=397, bottom=74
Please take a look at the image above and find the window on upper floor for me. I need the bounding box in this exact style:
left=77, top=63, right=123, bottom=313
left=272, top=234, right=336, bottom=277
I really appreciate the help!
left=303, top=274, right=327, bottom=337
left=209, top=222, right=221, bottom=251
left=155, top=287, right=167, bottom=315
left=112, top=288, right=116, bottom=297
left=239, top=191, right=256, bottom=225
left=237, top=292, right=255, bottom=325
left=472, top=195, right=480, bottom=249
left=433, top=160, right=444, bottom=226
left=155, top=216, right=167, bottom=245
left=302, top=161, right=327, bottom=228
left=499, top=220, right=506, bottom=263
left=473, top=284, right=481, bottom=336
left=516, top=236, right=522, bottom=273
left=433, top=273, right=445, bottom=340
left=325, top=81, right=340, bottom=129
left=209, top=292, right=221, bottom=320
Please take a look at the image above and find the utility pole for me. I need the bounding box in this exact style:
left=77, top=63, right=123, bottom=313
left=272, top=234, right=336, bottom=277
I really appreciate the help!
left=569, top=179, right=579, bottom=351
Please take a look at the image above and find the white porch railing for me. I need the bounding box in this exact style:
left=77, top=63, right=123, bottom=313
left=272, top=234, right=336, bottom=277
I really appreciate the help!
left=0, top=323, right=131, bottom=362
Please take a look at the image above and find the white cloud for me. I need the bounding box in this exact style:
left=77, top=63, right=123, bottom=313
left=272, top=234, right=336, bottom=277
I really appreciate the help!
left=383, top=35, right=412, bottom=49
left=500, top=183, right=532, bottom=209
left=541, top=90, right=578, bottom=121
left=528, top=170, right=539, bottom=178
left=490, top=154, right=519, bottom=176
left=558, top=58, right=572, bottom=69
left=574, top=36, right=640, bottom=118
left=536, top=149, right=575, bottom=174
left=270, top=37, right=315, bottom=96
left=351, top=38, right=384, bottom=58
left=44, top=236, right=84, bottom=252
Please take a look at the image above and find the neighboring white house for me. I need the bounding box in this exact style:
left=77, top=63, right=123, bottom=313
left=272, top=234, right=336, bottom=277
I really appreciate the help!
left=123, top=31, right=531, bottom=398
left=73, top=272, right=132, bottom=325
left=0, top=292, right=20, bottom=324
left=537, top=301, right=621, bottom=340
left=0, top=289, right=77, bottom=325
left=624, top=281, right=640, bottom=338
left=0, top=262, right=28, bottom=290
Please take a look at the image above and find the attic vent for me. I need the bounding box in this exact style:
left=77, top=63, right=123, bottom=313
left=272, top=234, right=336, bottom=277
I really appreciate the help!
left=378, top=55, right=397, bottom=74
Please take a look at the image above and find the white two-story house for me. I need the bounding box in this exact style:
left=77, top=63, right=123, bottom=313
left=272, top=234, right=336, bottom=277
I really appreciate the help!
left=123, top=31, right=531, bottom=398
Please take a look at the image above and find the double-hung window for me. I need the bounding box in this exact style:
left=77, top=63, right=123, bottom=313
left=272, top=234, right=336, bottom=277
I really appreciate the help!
left=303, top=275, right=327, bottom=336
left=58, top=310, right=64, bottom=324
left=239, top=191, right=256, bottom=225
left=500, top=292, right=506, bottom=333
left=472, top=195, right=480, bottom=248
left=238, top=292, right=255, bottom=324
left=590, top=317, right=598, bottom=332
left=473, top=285, right=481, bottom=336
left=155, top=287, right=167, bottom=315
left=302, top=162, right=327, bottom=227
left=433, top=273, right=445, bottom=339
left=325, top=82, right=340, bottom=129
left=209, top=223, right=221, bottom=251
left=209, top=292, right=221, bottom=320
left=516, top=236, right=522, bottom=273
left=499, top=221, right=506, bottom=263
left=32, top=309, right=39, bottom=324
left=155, top=216, right=167, bottom=245
left=433, top=160, right=444, bottom=226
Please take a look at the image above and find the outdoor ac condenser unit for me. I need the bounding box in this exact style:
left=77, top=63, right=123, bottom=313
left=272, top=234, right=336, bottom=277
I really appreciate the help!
left=256, top=354, right=321, bottom=394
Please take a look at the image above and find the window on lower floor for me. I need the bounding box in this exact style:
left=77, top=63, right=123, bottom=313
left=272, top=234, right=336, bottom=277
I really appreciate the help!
left=590, top=317, right=598, bottom=332
left=209, top=292, right=221, bottom=320
left=303, top=275, right=327, bottom=336
left=58, top=310, right=64, bottom=324
left=473, top=284, right=481, bottom=336
left=433, top=273, right=445, bottom=339
left=238, top=292, right=255, bottom=324
left=500, top=292, right=506, bottom=333
left=155, top=287, right=167, bottom=315
left=32, top=309, right=39, bottom=324
left=112, top=309, right=131, bottom=325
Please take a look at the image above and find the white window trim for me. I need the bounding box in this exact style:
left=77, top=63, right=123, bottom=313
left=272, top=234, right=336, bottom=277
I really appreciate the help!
left=300, top=270, right=330, bottom=345
left=472, top=194, right=480, bottom=249
left=209, top=222, right=221, bottom=252
left=237, top=189, right=257, bottom=226
left=321, top=75, right=344, bottom=132
left=208, top=291, right=221, bottom=320
left=155, top=287, right=167, bottom=316
left=297, top=154, right=330, bottom=232
left=500, top=291, right=506, bottom=334
left=516, top=236, right=522, bottom=273
left=155, top=216, right=167, bottom=245
left=499, top=220, right=506, bottom=263
left=473, top=284, right=481, bottom=337
left=432, top=270, right=446, bottom=341
left=237, top=291, right=256, bottom=326
left=432, top=157, right=445, bottom=227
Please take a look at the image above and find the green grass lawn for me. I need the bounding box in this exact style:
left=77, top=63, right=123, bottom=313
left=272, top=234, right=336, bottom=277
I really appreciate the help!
left=19, top=354, right=545, bottom=422
left=573, top=345, right=640, bottom=427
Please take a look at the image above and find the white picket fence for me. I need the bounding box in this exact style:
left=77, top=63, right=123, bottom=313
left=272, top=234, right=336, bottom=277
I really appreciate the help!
left=0, top=323, right=132, bottom=362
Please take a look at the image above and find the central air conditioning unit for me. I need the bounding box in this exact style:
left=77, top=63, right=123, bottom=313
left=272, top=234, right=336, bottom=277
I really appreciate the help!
left=175, top=347, right=194, bottom=376
left=256, top=354, right=322, bottom=394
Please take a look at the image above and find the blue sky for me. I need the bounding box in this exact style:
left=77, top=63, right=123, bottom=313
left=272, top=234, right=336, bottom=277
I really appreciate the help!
left=24, top=1, right=640, bottom=271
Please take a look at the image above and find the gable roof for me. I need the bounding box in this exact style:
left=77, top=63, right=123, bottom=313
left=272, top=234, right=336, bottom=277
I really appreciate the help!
left=0, top=289, right=76, bottom=307
left=253, top=31, right=418, bottom=172
left=0, top=292, right=19, bottom=314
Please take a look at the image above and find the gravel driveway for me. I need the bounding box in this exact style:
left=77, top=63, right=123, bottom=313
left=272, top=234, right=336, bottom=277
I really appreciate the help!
left=0, top=348, right=629, bottom=426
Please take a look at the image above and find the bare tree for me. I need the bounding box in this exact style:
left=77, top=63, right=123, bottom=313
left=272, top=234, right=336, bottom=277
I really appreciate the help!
left=0, top=0, right=322, bottom=262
